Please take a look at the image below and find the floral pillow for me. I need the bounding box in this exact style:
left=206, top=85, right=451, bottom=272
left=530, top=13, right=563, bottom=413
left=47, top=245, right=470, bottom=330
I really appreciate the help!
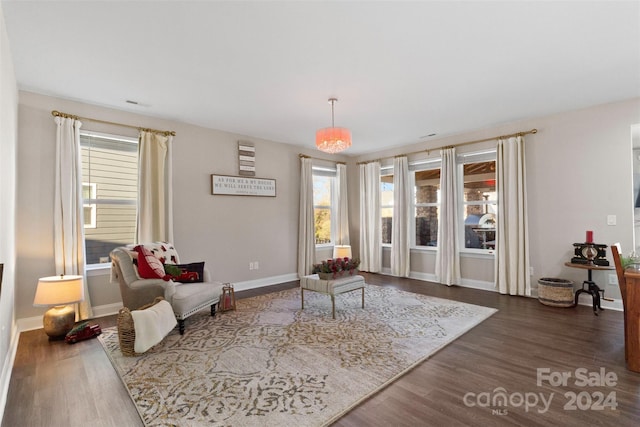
left=133, top=245, right=172, bottom=281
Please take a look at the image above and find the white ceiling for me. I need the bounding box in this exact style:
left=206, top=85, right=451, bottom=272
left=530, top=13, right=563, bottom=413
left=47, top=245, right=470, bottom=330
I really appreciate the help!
left=2, top=1, right=639, bottom=156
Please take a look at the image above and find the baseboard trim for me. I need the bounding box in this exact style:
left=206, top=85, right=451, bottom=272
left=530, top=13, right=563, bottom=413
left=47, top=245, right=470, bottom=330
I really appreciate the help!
left=0, top=323, right=19, bottom=427
left=457, top=278, right=496, bottom=291
left=232, top=273, right=299, bottom=292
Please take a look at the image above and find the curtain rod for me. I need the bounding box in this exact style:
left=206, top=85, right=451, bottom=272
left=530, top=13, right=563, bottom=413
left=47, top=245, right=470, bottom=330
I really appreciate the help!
left=299, top=154, right=346, bottom=165
left=51, top=110, right=176, bottom=137
left=357, top=128, right=538, bottom=165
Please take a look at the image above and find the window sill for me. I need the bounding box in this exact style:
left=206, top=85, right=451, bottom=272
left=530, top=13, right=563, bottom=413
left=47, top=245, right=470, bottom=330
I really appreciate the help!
left=411, top=246, right=437, bottom=252
left=85, top=263, right=111, bottom=277
left=459, top=250, right=495, bottom=259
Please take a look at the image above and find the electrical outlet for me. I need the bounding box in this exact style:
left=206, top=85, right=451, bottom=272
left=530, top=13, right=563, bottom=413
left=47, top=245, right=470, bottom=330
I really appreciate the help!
left=249, top=262, right=254, bottom=270
left=529, top=267, right=534, bottom=276
left=608, top=274, right=618, bottom=285
left=607, top=215, right=617, bottom=226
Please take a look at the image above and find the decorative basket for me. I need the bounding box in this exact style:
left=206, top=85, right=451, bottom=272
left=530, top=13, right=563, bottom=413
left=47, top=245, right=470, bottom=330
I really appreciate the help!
left=117, top=296, right=165, bottom=356
left=537, top=278, right=574, bottom=307
left=317, top=270, right=359, bottom=280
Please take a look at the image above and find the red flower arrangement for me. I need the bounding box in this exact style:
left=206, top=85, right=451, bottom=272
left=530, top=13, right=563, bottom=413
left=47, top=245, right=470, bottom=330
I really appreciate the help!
left=312, top=257, right=361, bottom=279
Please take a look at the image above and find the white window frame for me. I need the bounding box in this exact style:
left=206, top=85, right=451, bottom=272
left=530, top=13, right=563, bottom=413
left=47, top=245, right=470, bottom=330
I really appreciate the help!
left=82, top=183, right=97, bottom=229
left=457, top=150, right=497, bottom=255
left=312, top=166, right=337, bottom=248
left=410, top=159, right=441, bottom=250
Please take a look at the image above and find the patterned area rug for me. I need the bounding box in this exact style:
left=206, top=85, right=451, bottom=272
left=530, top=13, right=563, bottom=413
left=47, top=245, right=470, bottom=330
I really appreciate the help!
left=98, top=284, right=496, bottom=426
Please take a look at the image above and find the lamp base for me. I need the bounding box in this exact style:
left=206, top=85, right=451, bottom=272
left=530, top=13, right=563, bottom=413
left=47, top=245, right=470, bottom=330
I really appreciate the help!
left=42, top=305, right=75, bottom=339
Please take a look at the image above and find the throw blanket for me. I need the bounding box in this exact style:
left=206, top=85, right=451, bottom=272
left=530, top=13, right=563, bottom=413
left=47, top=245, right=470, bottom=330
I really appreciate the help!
left=131, top=300, right=177, bottom=353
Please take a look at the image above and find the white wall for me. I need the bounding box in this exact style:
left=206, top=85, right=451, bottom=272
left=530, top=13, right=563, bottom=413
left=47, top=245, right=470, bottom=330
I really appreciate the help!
left=14, top=91, right=347, bottom=321
left=351, top=98, right=640, bottom=301
left=0, top=2, right=18, bottom=420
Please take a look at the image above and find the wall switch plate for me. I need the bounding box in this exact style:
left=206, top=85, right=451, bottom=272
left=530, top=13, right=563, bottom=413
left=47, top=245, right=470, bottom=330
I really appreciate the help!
left=607, top=215, right=617, bottom=226
left=609, top=274, right=618, bottom=285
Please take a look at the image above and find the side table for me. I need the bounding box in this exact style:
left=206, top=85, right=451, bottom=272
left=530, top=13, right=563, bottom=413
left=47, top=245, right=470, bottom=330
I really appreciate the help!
left=564, top=262, right=614, bottom=315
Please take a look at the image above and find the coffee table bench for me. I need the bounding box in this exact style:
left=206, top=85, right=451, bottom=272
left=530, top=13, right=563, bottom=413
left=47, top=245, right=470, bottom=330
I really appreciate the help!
left=300, top=274, right=365, bottom=319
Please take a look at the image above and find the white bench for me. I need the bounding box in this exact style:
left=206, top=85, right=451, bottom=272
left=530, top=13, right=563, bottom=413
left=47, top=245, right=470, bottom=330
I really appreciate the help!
left=300, top=274, right=365, bottom=319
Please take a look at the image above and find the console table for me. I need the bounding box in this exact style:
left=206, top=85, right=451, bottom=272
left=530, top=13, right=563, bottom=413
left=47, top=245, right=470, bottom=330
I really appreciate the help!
left=564, top=262, right=614, bottom=315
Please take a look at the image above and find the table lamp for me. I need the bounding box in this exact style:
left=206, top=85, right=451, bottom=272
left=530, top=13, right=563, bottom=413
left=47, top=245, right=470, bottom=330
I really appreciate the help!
left=33, top=275, right=84, bottom=339
left=333, top=245, right=352, bottom=259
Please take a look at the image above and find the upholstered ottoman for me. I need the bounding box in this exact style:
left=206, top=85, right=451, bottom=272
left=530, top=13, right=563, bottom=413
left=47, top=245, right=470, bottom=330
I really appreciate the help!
left=172, top=282, right=223, bottom=334
left=300, top=274, right=365, bottom=319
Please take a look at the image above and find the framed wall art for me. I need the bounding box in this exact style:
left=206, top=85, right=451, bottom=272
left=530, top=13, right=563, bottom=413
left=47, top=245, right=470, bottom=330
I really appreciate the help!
left=211, top=174, right=276, bottom=197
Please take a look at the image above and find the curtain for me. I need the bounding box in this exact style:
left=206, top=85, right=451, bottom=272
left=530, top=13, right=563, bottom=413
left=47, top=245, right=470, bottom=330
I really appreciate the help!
left=435, top=147, right=460, bottom=285
left=54, top=116, right=93, bottom=320
left=336, top=163, right=350, bottom=245
left=495, top=135, right=530, bottom=295
left=359, top=162, right=381, bottom=272
left=391, top=156, right=410, bottom=277
left=136, top=130, right=174, bottom=244
left=298, top=157, right=315, bottom=278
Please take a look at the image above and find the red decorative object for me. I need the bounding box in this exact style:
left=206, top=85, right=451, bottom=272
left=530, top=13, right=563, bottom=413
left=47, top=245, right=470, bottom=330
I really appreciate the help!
left=65, top=322, right=102, bottom=344
left=586, top=230, right=593, bottom=243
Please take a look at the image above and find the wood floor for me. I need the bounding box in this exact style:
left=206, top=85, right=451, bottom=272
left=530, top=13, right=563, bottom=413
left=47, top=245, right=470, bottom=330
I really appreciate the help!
left=3, top=274, right=639, bottom=427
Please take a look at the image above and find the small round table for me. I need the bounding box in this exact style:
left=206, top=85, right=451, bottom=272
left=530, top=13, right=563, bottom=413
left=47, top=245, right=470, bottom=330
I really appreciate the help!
left=564, top=262, right=614, bottom=315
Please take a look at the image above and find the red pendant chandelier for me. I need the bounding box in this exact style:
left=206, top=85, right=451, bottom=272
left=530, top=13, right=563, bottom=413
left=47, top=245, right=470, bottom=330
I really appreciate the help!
left=316, top=98, right=352, bottom=154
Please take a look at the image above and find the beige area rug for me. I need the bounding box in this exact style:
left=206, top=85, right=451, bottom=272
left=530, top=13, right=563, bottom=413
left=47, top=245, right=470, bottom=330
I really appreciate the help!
left=98, top=284, right=497, bottom=426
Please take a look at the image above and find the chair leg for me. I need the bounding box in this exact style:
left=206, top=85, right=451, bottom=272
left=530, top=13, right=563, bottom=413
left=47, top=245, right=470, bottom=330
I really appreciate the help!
left=178, top=319, right=185, bottom=335
left=361, top=287, right=365, bottom=308
left=211, top=303, right=217, bottom=317
left=301, top=288, right=305, bottom=310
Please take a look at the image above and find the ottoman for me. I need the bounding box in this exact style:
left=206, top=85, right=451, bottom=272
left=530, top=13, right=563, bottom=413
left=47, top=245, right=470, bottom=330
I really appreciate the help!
left=300, top=274, right=365, bottom=319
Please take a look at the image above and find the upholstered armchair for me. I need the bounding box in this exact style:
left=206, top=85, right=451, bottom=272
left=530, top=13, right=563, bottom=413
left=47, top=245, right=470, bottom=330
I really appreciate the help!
left=110, top=243, right=224, bottom=334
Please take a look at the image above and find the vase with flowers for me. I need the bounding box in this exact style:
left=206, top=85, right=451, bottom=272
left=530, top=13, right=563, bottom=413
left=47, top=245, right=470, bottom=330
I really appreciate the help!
left=312, top=257, right=361, bottom=280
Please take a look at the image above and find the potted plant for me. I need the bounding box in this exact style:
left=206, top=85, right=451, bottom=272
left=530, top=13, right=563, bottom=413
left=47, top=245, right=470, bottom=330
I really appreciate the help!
left=312, top=257, right=360, bottom=280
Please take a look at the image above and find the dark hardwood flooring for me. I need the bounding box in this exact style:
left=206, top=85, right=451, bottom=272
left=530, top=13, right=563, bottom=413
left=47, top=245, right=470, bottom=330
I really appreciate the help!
left=3, top=274, right=639, bottom=426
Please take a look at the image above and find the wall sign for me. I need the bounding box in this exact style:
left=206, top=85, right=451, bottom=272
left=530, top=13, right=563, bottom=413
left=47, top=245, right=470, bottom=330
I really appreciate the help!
left=211, top=174, right=276, bottom=197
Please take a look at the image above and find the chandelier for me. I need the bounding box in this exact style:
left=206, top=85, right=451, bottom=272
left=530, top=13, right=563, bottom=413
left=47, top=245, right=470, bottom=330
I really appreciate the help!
left=315, top=98, right=352, bottom=154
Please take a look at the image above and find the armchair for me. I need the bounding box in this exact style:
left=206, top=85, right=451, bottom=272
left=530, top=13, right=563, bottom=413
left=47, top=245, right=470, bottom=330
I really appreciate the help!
left=110, top=243, right=224, bottom=334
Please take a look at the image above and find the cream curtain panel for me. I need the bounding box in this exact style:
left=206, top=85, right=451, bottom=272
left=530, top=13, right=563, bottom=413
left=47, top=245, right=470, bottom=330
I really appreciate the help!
left=136, top=130, right=174, bottom=244
left=391, top=156, right=410, bottom=277
left=54, top=116, right=93, bottom=320
left=495, top=135, right=531, bottom=295
left=298, top=157, right=315, bottom=278
left=336, top=163, right=350, bottom=245
left=359, top=162, right=381, bottom=272
left=435, top=148, right=461, bottom=285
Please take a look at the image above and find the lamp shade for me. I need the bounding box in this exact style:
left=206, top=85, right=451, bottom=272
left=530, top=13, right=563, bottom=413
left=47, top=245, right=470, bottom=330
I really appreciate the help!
left=333, top=245, right=352, bottom=259
left=316, top=127, right=352, bottom=154
left=33, top=275, right=84, bottom=307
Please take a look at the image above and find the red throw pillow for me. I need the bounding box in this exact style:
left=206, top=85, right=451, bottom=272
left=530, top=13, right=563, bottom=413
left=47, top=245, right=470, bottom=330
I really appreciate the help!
left=133, top=245, right=171, bottom=281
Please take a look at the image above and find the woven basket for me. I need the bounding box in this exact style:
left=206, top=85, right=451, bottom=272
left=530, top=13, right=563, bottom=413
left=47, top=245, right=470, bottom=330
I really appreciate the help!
left=117, top=296, right=166, bottom=356
left=538, top=278, right=574, bottom=307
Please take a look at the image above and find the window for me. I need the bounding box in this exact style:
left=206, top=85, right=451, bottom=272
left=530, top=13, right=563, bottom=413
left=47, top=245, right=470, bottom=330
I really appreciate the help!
left=80, top=131, right=138, bottom=265
left=312, top=168, right=336, bottom=245
left=82, top=183, right=97, bottom=229
left=413, top=166, right=440, bottom=247
left=459, top=152, right=497, bottom=251
left=380, top=169, right=393, bottom=245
